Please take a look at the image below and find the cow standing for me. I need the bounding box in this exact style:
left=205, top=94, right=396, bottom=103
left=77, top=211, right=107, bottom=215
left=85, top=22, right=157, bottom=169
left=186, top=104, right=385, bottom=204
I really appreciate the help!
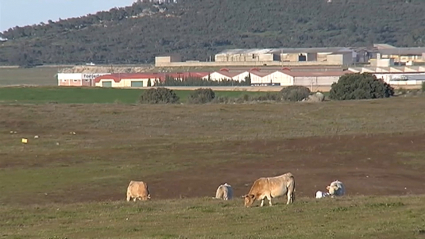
left=243, top=172, right=295, bottom=207
left=126, top=180, right=151, bottom=202
left=215, top=183, right=233, bottom=200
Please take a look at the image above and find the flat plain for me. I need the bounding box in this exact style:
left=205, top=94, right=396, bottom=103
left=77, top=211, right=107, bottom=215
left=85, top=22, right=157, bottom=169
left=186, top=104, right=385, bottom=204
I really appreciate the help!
left=1, top=87, right=425, bottom=238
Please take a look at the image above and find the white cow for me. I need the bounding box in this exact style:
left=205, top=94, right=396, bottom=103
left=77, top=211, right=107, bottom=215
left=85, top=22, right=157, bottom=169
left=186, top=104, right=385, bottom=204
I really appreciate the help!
left=126, top=180, right=151, bottom=202
left=215, top=183, right=233, bottom=200
left=242, top=172, right=295, bottom=207
left=326, top=180, right=345, bottom=197
left=315, top=190, right=330, bottom=199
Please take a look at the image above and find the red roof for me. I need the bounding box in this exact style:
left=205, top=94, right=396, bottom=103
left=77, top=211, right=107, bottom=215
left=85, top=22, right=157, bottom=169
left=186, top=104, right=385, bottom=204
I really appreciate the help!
left=249, top=71, right=270, bottom=77
left=94, top=72, right=210, bottom=83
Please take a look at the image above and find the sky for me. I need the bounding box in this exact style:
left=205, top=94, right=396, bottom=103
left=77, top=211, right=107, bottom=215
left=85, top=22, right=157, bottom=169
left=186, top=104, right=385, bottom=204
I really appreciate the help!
left=0, top=0, right=135, bottom=32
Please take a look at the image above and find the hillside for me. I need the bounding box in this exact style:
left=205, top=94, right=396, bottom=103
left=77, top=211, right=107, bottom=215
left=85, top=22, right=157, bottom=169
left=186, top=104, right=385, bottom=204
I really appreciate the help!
left=0, top=0, right=424, bottom=66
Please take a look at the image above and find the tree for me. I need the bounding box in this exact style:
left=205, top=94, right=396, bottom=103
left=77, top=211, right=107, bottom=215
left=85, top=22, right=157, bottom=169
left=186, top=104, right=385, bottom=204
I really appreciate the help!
left=140, top=88, right=179, bottom=104
left=329, top=73, right=394, bottom=100
left=244, top=73, right=251, bottom=86
left=280, top=85, right=311, bottom=102
left=188, top=88, right=215, bottom=104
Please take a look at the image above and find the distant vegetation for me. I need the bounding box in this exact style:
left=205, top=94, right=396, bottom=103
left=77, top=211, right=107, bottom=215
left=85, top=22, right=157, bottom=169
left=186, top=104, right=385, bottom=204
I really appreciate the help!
left=330, top=73, right=395, bottom=100
left=140, top=87, right=180, bottom=104
left=153, top=76, right=251, bottom=87
left=1, top=0, right=425, bottom=66
left=0, top=87, right=267, bottom=104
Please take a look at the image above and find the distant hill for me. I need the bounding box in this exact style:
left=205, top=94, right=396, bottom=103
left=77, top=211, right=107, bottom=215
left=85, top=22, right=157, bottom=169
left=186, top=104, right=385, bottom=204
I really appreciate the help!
left=0, top=0, right=424, bottom=66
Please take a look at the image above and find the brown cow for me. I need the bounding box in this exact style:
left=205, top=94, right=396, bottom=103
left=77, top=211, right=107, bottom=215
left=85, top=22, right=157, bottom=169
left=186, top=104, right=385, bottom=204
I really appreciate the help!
left=243, top=172, right=295, bottom=207
left=126, top=180, right=151, bottom=202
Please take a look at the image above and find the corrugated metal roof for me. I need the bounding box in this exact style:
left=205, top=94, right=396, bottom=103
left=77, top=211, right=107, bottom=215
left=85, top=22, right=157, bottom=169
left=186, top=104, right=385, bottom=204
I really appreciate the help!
left=94, top=72, right=210, bottom=83
left=277, top=70, right=351, bottom=77
left=378, top=48, right=425, bottom=55
left=216, top=47, right=352, bottom=55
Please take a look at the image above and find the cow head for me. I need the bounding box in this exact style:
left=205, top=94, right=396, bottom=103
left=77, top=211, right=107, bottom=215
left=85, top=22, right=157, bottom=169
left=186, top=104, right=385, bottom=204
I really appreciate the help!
left=326, top=185, right=338, bottom=195
left=242, top=194, right=255, bottom=207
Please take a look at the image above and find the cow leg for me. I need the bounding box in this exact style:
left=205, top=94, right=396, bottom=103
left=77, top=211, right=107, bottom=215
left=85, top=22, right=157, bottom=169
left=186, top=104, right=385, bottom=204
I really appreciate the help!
left=260, top=197, right=265, bottom=207
left=133, top=197, right=137, bottom=202
left=126, top=195, right=131, bottom=202
left=287, top=192, right=292, bottom=204
left=267, top=195, right=273, bottom=206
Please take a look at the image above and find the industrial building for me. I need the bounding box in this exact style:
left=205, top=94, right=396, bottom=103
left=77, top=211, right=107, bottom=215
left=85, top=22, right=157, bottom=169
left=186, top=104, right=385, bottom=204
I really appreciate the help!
left=57, top=73, right=110, bottom=86
left=214, top=47, right=354, bottom=66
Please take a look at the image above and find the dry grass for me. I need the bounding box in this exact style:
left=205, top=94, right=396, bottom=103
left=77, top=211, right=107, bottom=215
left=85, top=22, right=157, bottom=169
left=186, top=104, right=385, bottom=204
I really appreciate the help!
left=1, top=96, right=425, bottom=238
left=0, top=67, right=60, bottom=86
left=0, top=196, right=424, bottom=238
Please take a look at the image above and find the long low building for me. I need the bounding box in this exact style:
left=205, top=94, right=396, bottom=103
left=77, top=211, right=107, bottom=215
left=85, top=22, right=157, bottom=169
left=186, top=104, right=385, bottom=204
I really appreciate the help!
left=60, top=67, right=425, bottom=89
left=91, top=69, right=352, bottom=88
left=250, top=70, right=350, bottom=86
left=93, top=72, right=210, bottom=87
left=57, top=73, right=110, bottom=86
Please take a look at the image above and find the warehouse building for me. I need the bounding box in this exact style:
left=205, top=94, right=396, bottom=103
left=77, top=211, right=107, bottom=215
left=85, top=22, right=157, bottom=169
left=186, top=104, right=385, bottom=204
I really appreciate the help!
left=57, top=73, right=110, bottom=86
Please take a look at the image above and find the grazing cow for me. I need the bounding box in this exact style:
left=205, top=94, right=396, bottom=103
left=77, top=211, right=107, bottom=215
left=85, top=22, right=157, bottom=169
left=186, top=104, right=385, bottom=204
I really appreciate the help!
left=243, top=172, right=295, bottom=207
left=326, top=180, right=345, bottom=197
left=215, top=183, right=233, bottom=200
left=126, top=180, right=151, bottom=202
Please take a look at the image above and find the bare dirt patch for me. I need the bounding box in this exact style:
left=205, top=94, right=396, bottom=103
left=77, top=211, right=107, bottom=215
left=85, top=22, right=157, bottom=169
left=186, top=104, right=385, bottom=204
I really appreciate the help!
left=144, top=133, right=425, bottom=201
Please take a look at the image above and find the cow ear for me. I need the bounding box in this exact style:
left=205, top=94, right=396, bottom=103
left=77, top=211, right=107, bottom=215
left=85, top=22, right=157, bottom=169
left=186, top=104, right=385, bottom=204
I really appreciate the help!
left=250, top=194, right=255, bottom=199
left=241, top=195, right=247, bottom=198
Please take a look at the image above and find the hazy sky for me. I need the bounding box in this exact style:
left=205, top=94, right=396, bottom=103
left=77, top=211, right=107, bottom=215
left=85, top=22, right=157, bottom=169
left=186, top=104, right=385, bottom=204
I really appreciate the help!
left=0, top=0, right=135, bottom=32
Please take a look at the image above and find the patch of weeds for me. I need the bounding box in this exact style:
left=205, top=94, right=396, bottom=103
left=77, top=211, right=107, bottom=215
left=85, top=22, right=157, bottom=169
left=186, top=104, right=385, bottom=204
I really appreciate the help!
left=366, top=202, right=404, bottom=208
left=151, top=233, right=182, bottom=239
left=136, top=206, right=155, bottom=213
left=332, top=206, right=349, bottom=212
left=125, top=228, right=141, bottom=232
left=186, top=205, right=216, bottom=213
left=219, top=203, right=232, bottom=208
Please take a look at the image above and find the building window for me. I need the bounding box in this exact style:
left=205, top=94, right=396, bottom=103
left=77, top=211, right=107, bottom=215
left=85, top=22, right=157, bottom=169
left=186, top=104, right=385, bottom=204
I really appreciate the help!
left=131, top=81, right=144, bottom=87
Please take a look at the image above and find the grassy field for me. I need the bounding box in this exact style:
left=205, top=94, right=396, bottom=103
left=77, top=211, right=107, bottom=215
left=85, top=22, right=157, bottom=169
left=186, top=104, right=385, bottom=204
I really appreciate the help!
left=1, top=92, right=425, bottom=238
left=1, top=196, right=424, bottom=238
left=0, top=86, right=269, bottom=104
left=0, top=67, right=61, bottom=86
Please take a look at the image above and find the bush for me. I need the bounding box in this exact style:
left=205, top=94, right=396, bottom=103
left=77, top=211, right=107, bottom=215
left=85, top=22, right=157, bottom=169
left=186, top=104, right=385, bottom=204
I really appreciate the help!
left=329, top=73, right=394, bottom=100
left=250, top=92, right=282, bottom=102
left=280, top=86, right=311, bottom=102
left=140, top=87, right=179, bottom=104
left=188, top=88, right=215, bottom=104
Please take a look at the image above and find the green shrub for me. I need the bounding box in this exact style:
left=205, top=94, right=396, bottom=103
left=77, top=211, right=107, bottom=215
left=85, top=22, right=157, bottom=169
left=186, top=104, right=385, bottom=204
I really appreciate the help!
left=280, top=86, right=311, bottom=102
left=329, top=73, right=394, bottom=100
left=188, top=88, right=215, bottom=104
left=422, top=82, right=425, bottom=92
left=140, top=87, right=179, bottom=104
left=212, top=96, right=230, bottom=104
left=250, top=92, right=282, bottom=102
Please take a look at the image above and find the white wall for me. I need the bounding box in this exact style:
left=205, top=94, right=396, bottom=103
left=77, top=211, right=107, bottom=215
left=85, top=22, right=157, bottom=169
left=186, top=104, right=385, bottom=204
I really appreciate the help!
left=233, top=71, right=250, bottom=82
left=208, top=72, right=233, bottom=81
left=263, top=71, right=293, bottom=86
